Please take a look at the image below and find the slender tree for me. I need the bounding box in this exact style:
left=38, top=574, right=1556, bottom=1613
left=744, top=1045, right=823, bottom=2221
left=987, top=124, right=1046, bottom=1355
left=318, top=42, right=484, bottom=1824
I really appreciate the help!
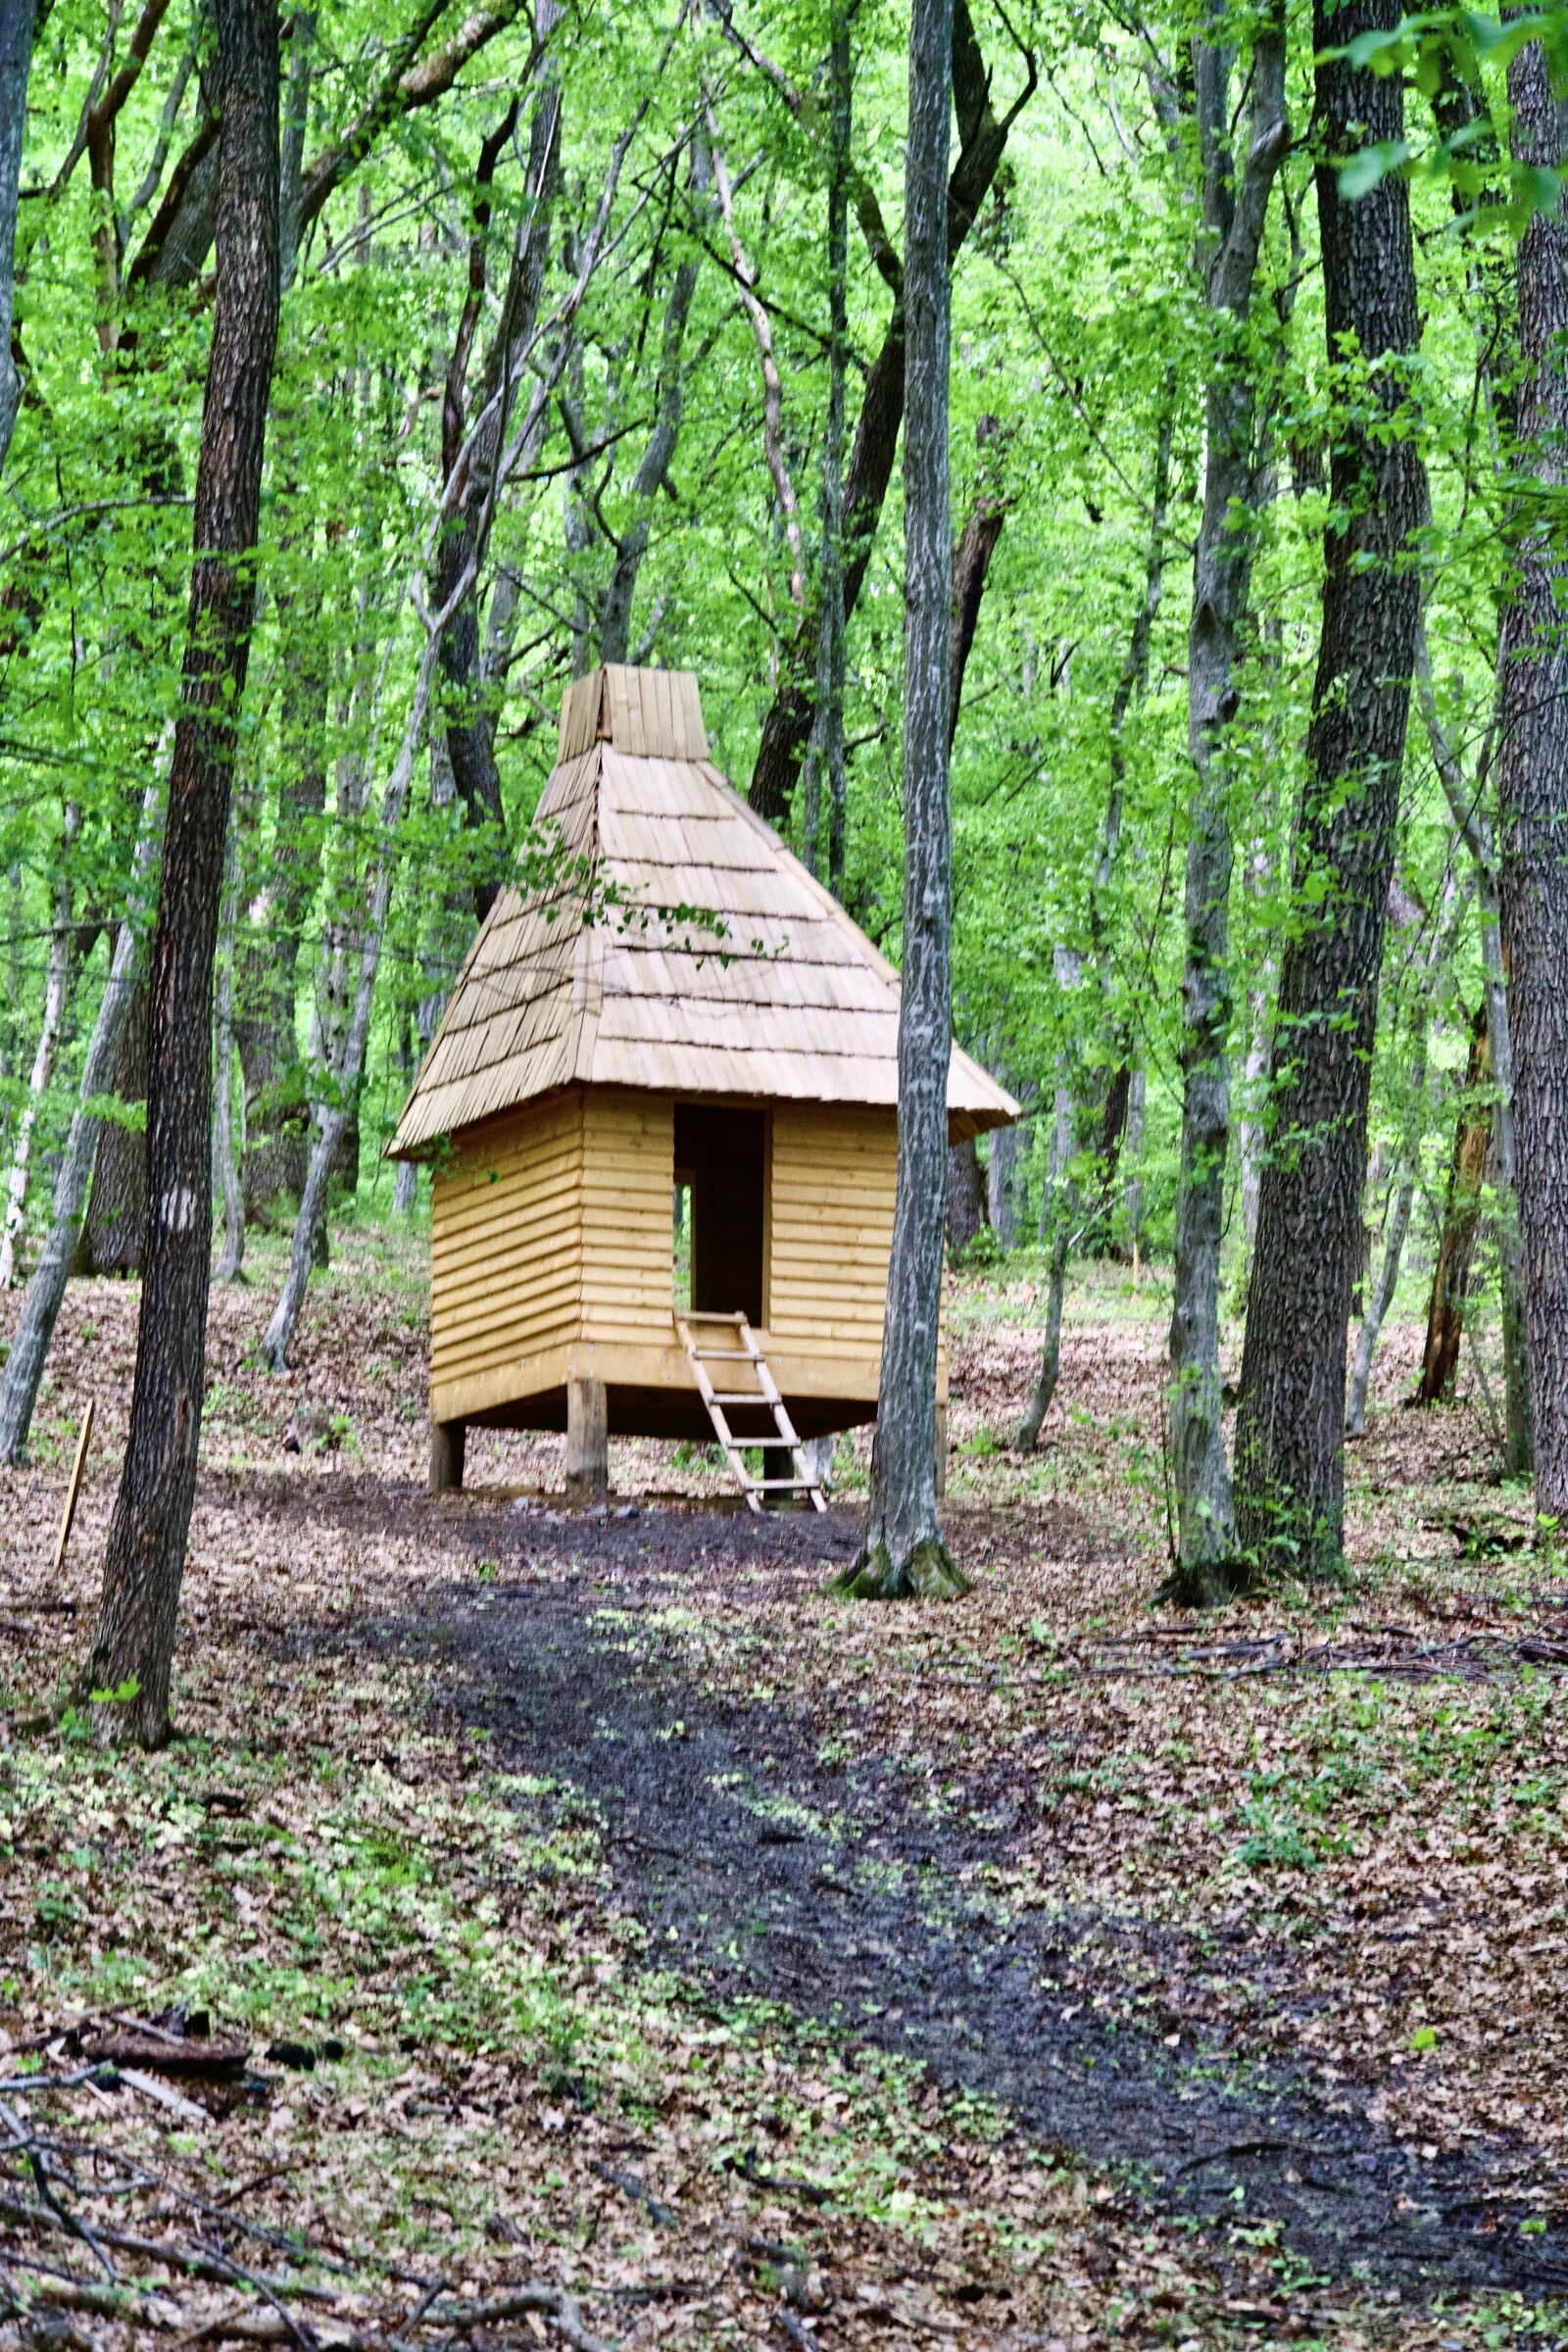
left=802, top=3, right=852, bottom=890
left=1164, top=0, right=1289, bottom=1602
left=1495, top=30, right=1568, bottom=1516
left=838, top=0, right=962, bottom=1600
left=1234, top=0, right=1428, bottom=1579
left=86, top=0, right=281, bottom=1746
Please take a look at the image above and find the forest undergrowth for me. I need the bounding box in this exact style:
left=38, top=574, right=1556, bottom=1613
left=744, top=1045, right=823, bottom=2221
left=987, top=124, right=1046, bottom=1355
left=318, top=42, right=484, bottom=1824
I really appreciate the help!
left=1, top=1232, right=1564, bottom=2349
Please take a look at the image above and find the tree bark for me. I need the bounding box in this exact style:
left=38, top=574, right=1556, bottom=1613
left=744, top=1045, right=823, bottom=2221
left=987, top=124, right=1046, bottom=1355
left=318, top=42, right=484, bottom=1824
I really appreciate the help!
left=88, top=0, right=280, bottom=1748
left=213, top=815, right=245, bottom=1282
left=839, top=0, right=962, bottom=1600
left=0, top=808, right=75, bottom=1289
left=434, top=9, right=561, bottom=920
left=801, top=8, right=851, bottom=889
left=0, top=0, right=37, bottom=478
left=1234, top=0, right=1428, bottom=1583
left=1496, top=33, right=1568, bottom=1515
left=947, top=1136, right=987, bottom=1256
left=1417, top=1001, right=1491, bottom=1406
left=749, top=0, right=1033, bottom=822
left=232, top=585, right=328, bottom=1222
left=1415, top=632, right=1531, bottom=1469
left=79, top=979, right=149, bottom=1276
left=1164, top=4, right=1288, bottom=1603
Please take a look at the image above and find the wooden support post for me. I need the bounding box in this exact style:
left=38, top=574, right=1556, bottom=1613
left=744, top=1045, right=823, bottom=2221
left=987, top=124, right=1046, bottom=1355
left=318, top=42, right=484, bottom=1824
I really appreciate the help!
left=429, top=1418, right=466, bottom=1494
left=565, top=1376, right=609, bottom=1501
left=934, top=1403, right=948, bottom=1500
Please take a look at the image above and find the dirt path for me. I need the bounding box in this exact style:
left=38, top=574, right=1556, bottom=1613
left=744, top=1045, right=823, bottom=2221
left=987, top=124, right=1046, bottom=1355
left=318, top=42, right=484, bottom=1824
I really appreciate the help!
left=297, top=1484, right=1568, bottom=2309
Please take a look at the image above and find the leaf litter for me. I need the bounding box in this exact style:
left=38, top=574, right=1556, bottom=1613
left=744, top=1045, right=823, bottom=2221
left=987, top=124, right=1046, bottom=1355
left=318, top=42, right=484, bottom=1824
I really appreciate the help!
left=0, top=1232, right=1564, bottom=2347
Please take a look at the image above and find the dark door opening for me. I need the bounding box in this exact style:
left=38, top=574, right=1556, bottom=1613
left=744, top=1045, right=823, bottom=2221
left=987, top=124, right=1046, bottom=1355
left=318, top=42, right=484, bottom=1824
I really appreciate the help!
left=673, top=1104, right=765, bottom=1327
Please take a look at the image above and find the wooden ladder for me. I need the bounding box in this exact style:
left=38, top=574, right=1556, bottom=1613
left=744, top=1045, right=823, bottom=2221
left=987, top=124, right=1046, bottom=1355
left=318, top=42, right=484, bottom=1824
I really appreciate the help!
left=674, top=1310, right=828, bottom=1514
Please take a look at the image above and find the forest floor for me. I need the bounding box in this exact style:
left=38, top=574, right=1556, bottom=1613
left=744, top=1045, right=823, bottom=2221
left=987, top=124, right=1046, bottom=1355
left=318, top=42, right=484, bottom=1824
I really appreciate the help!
left=3, top=1224, right=1567, bottom=2349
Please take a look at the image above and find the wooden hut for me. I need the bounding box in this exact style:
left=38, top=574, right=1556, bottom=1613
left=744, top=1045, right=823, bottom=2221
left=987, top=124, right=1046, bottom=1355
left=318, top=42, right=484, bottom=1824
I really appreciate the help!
left=388, top=664, right=1018, bottom=1505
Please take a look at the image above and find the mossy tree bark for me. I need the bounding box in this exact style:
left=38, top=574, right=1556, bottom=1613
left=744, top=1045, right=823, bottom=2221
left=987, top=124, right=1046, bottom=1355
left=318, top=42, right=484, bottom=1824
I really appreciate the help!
left=86, top=0, right=280, bottom=1747
left=840, top=0, right=964, bottom=1604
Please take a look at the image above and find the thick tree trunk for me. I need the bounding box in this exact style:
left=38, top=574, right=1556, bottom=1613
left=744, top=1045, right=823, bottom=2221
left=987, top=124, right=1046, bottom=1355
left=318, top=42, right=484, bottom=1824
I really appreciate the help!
left=79, top=980, right=150, bottom=1276
left=1234, top=0, right=1427, bottom=1582
left=0, top=766, right=167, bottom=1465
left=88, top=0, right=280, bottom=1748
left=0, top=0, right=36, bottom=478
left=1417, top=1004, right=1491, bottom=1405
left=749, top=0, right=1032, bottom=822
left=839, top=0, right=962, bottom=1600
left=1496, top=35, right=1568, bottom=1516
left=1165, top=8, right=1288, bottom=1603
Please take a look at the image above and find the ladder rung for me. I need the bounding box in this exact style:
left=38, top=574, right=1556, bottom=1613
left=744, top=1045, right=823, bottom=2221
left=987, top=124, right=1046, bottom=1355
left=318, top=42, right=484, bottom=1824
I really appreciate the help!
left=684, top=1309, right=746, bottom=1323
left=710, top=1391, right=772, bottom=1405
left=721, top=1435, right=796, bottom=1448
left=693, top=1349, right=756, bottom=1360
left=746, top=1478, right=823, bottom=1492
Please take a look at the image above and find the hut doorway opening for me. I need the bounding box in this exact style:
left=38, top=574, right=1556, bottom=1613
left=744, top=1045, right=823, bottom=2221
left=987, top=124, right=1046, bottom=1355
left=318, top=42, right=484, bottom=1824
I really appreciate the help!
left=673, top=1103, right=765, bottom=1326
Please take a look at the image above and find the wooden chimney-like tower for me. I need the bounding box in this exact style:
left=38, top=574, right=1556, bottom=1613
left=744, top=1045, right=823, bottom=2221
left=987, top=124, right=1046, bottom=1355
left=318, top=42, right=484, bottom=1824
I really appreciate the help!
left=389, top=665, right=1017, bottom=1499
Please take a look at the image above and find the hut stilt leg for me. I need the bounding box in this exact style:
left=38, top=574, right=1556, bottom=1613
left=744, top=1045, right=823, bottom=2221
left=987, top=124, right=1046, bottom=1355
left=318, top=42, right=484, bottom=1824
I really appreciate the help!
left=565, top=1376, right=609, bottom=1502
left=430, top=1418, right=466, bottom=1494
left=934, top=1403, right=948, bottom=1500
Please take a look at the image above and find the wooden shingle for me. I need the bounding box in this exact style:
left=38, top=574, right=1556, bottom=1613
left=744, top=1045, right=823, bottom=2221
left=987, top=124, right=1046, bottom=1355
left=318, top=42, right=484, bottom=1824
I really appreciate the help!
left=389, top=665, right=1018, bottom=1156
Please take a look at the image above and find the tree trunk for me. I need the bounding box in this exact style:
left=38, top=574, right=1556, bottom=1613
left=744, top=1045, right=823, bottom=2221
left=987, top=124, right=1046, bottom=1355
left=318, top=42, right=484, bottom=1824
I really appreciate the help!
left=1122, top=1063, right=1147, bottom=1258
left=79, top=980, right=150, bottom=1276
left=1235, top=0, right=1428, bottom=1583
left=748, top=0, right=1032, bottom=823
left=0, top=763, right=168, bottom=1466
left=1496, top=33, right=1568, bottom=1516
left=947, top=418, right=1005, bottom=751
left=839, top=0, right=962, bottom=1600
left=435, top=7, right=562, bottom=921
left=232, top=598, right=328, bottom=1223
left=1416, top=629, right=1532, bottom=1470
left=0, top=0, right=37, bottom=478
left=801, top=7, right=851, bottom=890
left=1348, top=1166, right=1415, bottom=1438
left=0, top=812, right=75, bottom=1289
left=88, top=0, right=280, bottom=1749
left=214, top=817, right=245, bottom=1282
left=1164, top=6, right=1289, bottom=1604
left=947, top=1136, right=987, bottom=1255
left=1016, top=1196, right=1072, bottom=1451
left=987, top=1118, right=1019, bottom=1250
left=1417, top=1004, right=1491, bottom=1405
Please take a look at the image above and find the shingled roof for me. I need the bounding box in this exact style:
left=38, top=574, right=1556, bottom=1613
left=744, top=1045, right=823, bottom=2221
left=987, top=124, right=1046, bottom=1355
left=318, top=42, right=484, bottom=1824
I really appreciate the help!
left=388, top=664, right=1019, bottom=1156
